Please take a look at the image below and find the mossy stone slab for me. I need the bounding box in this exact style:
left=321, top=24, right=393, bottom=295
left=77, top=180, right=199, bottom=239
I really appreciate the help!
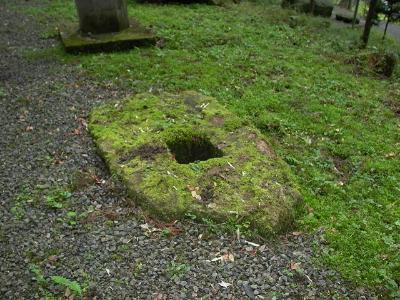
left=89, top=91, right=302, bottom=235
left=59, top=20, right=155, bottom=53
left=335, top=11, right=360, bottom=24
left=282, top=0, right=334, bottom=17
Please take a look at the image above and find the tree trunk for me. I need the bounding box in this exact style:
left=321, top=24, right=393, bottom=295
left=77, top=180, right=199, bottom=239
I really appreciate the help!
left=352, top=0, right=360, bottom=28
left=383, top=15, right=390, bottom=40
left=361, top=0, right=378, bottom=47
left=310, top=0, right=315, bottom=14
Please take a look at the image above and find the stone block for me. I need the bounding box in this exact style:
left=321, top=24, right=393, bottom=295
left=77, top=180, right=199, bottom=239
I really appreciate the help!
left=89, top=91, right=303, bottom=236
left=59, top=20, right=156, bottom=53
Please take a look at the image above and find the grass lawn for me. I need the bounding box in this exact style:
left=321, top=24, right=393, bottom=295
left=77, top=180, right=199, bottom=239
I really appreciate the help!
left=23, top=0, right=400, bottom=295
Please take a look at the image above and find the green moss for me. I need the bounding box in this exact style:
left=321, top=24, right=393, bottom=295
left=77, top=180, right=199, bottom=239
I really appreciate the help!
left=90, top=91, right=302, bottom=235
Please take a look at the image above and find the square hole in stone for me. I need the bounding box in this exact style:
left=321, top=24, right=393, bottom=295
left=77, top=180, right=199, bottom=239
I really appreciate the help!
left=166, top=133, right=223, bottom=164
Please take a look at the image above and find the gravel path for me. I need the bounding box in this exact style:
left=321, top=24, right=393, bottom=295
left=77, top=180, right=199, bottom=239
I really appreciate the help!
left=333, top=6, right=400, bottom=43
left=0, top=1, right=378, bottom=299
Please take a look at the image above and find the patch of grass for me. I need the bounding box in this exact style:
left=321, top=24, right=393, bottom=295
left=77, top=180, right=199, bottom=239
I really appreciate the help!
left=11, top=187, right=37, bottom=220
left=65, top=211, right=78, bottom=226
left=10, top=204, right=25, bottom=220
left=133, top=259, right=143, bottom=278
left=104, top=219, right=114, bottom=227
left=0, top=87, right=7, bottom=98
left=31, top=0, right=400, bottom=294
left=29, top=264, right=84, bottom=298
left=166, top=261, right=191, bottom=279
left=30, top=264, right=47, bottom=287
left=51, top=275, right=82, bottom=296
left=70, top=169, right=98, bottom=192
left=45, top=188, right=72, bottom=209
left=160, top=228, right=172, bottom=238
left=185, top=212, right=268, bottom=238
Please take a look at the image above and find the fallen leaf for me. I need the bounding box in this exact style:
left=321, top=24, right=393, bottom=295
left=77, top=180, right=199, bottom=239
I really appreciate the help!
left=291, top=231, right=303, bottom=236
left=140, top=223, right=159, bottom=234
left=207, top=203, right=217, bottom=209
left=73, top=128, right=82, bottom=135
left=223, top=253, right=234, bottom=262
left=65, top=288, right=71, bottom=297
left=227, top=161, right=235, bottom=170
left=218, top=281, right=232, bottom=288
left=77, top=117, right=88, bottom=129
left=64, top=288, right=75, bottom=300
left=91, top=174, right=103, bottom=185
left=385, top=152, right=396, bottom=158
left=48, top=255, right=57, bottom=263
left=140, top=223, right=150, bottom=230
left=259, top=245, right=266, bottom=252
left=191, top=190, right=202, bottom=201
left=211, top=253, right=234, bottom=262
left=54, top=159, right=64, bottom=165
left=152, top=292, right=164, bottom=300
left=244, top=240, right=260, bottom=247
left=289, top=261, right=302, bottom=270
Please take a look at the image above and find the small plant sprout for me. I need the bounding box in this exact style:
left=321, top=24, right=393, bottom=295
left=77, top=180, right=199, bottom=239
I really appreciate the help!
left=66, top=211, right=78, bottom=226
left=133, top=260, right=143, bottom=278
left=29, top=264, right=47, bottom=286
left=51, top=275, right=82, bottom=296
left=45, top=189, right=72, bottom=209
left=166, top=262, right=190, bottom=279
left=161, top=228, right=172, bottom=238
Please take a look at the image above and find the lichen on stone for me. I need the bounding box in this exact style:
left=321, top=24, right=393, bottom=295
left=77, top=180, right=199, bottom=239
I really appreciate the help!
left=89, top=91, right=303, bottom=235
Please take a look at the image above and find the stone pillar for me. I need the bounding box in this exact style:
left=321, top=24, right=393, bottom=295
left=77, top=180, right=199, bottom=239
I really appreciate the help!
left=75, top=0, right=129, bottom=34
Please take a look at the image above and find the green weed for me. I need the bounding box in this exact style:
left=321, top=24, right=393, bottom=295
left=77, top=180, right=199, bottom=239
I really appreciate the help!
left=30, top=264, right=47, bottom=286
left=29, top=264, right=83, bottom=297
left=66, top=211, right=78, bottom=226
left=51, top=275, right=82, bottom=296
left=166, top=262, right=191, bottom=279
left=11, top=187, right=36, bottom=220
left=160, top=228, right=172, bottom=238
left=133, top=259, right=143, bottom=278
left=0, top=87, right=6, bottom=98
left=45, top=189, right=72, bottom=209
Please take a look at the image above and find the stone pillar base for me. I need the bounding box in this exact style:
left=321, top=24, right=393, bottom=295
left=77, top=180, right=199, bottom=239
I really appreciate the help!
left=59, top=20, right=156, bottom=53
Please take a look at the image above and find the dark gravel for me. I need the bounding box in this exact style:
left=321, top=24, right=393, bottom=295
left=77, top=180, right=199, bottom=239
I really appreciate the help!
left=0, top=1, right=378, bottom=299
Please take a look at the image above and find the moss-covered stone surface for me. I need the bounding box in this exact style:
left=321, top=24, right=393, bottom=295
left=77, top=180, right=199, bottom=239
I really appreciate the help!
left=59, top=20, right=155, bottom=53
left=282, top=0, right=334, bottom=17
left=89, top=91, right=302, bottom=235
left=335, top=10, right=360, bottom=24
